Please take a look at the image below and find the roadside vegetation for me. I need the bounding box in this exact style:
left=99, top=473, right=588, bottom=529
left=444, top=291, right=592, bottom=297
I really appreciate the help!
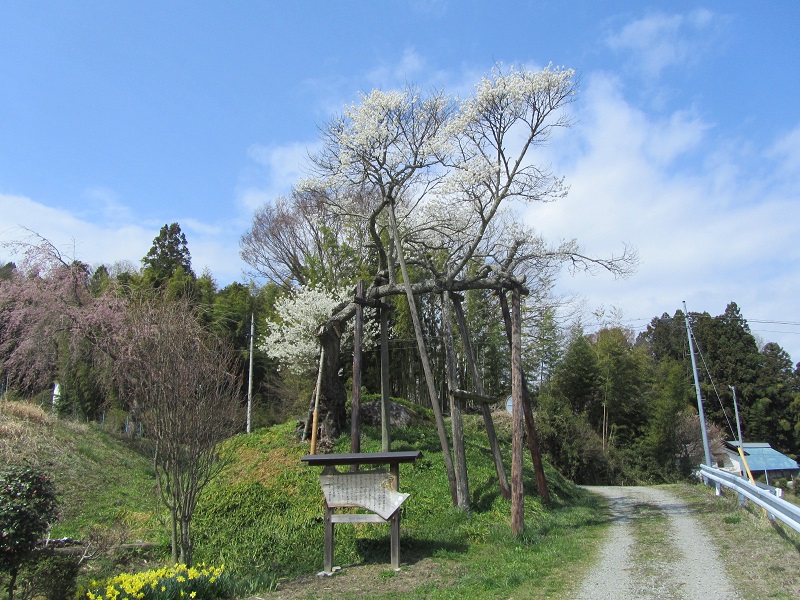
left=672, top=483, right=800, bottom=599
left=3, top=399, right=800, bottom=598
left=1, top=398, right=611, bottom=597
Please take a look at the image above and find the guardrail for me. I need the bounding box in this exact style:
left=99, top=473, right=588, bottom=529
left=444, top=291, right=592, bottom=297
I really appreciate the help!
left=699, top=464, right=800, bottom=534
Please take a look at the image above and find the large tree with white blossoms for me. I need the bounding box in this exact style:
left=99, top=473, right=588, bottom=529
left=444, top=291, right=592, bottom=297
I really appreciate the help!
left=244, top=65, right=636, bottom=506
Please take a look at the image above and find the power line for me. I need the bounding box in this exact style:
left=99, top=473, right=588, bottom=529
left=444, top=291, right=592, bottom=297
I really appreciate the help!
left=748, top=319, right=800, bottom=326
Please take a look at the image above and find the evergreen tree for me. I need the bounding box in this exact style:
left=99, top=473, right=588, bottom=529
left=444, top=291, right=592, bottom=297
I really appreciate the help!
left=638, top=310, right=686, bottom=362
left=754, top=342, right=796, bottom=453
left=0, top=262, right=15, bottom=281
left=142, top=223, right=195, bottom=286
left=88, top=264, right=111, bottom=296
left=641, top=359, right=694, bottom=480
left=551, top=332, right=598, bottom=416
left=690, top=302, right=761, bottom=440
left=528, top=304, right=563, bottom=386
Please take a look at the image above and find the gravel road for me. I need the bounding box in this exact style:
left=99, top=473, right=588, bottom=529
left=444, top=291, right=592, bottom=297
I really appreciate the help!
left=576, top=486, right=741, bottom=600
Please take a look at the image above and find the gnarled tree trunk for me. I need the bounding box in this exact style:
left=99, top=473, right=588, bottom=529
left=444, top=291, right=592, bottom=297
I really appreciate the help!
left=316, top=320, right=346, bottom=450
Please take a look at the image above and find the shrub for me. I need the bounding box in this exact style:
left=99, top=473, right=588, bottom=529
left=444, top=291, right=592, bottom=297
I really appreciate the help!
left=3, top=549, right=80, bottom=600
left=0, top=465, right=59, bottom=600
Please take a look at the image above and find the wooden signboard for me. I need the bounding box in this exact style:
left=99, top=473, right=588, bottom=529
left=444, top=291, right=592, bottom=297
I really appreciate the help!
left=301, top=451, right=422, bottom=574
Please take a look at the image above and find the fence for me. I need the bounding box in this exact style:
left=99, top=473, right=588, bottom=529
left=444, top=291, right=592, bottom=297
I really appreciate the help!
left=699, top=464, right=800, bottom=534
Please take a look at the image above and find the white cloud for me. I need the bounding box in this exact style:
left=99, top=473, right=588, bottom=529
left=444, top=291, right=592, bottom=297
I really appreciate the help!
left=605, top=9, right=720, bottom=78
left=767, top=125, right=800, bottom=181
left=0, top=193, right=153, bottom=268
left=364, top=48, right=427, bottom=89
left=523, top=72, right=800, bottom=360
left=82, top=187, right=133, bottom=223
left=239, top=141, right=315, bottom=212
left=0, top=193, right=250, bottom=286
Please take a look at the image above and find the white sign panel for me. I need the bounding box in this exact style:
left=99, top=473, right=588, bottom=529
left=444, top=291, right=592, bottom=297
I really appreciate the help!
left=320, top=471, right=409, bottom=520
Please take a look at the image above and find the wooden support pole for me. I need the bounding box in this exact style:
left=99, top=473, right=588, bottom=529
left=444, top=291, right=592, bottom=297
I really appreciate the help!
left=390, top=462, right=401, bottom=569
left=499, top=292, right=550, bottom=503
left=386, top=198, right=457, bottom=505
left=380, top=303, right=391, bottom=452
left=451, top=295, right=511, bottom=500
left=510, top=286, right=524, bottom=535
left=324, top=501, right=334, bottom=573
left=350, top=280, right=364, bottom=467
left=442, top=292, right=470, bottom=511
left=310, top=347, right=325, bottom=455
left=449, top=389, right=494, bottom=403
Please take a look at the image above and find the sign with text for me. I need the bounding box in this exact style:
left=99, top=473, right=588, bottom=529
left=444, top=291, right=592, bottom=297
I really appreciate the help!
left=320, top=469, right=409, bottom=520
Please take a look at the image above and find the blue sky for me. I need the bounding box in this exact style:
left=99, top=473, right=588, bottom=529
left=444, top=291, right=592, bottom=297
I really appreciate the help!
left=2, top=2, right=799, bottom=360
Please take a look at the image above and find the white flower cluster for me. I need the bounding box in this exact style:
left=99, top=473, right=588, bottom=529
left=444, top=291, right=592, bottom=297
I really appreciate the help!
left=261, top=285, right=349, bottom=375
left=329, top=89, right=452, bottom=185
left=457, top=64, right=575, bottom=127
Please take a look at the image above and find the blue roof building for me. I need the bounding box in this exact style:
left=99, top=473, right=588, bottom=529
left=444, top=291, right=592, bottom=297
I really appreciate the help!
left=722, top=441, right=800, bottom=482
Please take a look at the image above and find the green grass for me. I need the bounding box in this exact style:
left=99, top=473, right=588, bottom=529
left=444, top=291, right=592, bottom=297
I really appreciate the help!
left=0, top=401, right=161, bottom=541
left=629, top=502, right=678, bottom=581
left=1, top=400, right=612, bottom=598
left=192, top=415, right=610, bottom=597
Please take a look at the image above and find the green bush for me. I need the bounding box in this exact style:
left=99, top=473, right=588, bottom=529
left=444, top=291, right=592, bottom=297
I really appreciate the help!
left=0, top=465, right=60, bottom=600
left=2, top=549, right=80, bottom=600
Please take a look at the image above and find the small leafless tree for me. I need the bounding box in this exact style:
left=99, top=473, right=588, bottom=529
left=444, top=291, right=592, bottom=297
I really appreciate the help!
left=113, top=295, right=244, bottom=566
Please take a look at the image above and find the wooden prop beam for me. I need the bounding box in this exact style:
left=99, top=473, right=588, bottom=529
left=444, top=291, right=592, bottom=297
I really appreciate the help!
left=442, top=292, right=470, bottom=511
left=386, top=198, right=457, bottom=505
left=448, top=389, right=495, bottom=403
left=380, top=303, right=391, bottom=451
left=510, top=286, right=525, bottom=535
left=450, top=295, right=511, bottom=500
left=350, top=280, right=364, bottom=467
left=499, top=291, right=550, bottom=504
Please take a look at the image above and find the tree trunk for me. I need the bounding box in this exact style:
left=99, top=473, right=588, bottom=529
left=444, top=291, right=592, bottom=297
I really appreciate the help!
left=511, top=286, right=524, bottom=536
left=7, top=565, right=18, bottom=600
left=170, top=509, right=178, bottom=564
left=180, top=518, right=193, bottom=567
left=317, top=321, right=346, bottom=449
left=499, top=291, right=550, bottom=503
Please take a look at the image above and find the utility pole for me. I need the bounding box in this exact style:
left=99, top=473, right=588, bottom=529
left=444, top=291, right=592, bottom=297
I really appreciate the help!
left=729, top=385, right=756, bottom=484
left=730, top=385, right=744, bottom=445
left=247, top=312, right=254, bottom=434
left=684, top=302, right=712, bottom=468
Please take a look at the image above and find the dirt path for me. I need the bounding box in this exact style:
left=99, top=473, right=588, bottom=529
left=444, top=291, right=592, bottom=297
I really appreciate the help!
left=576, top=486, right=741, bottom=600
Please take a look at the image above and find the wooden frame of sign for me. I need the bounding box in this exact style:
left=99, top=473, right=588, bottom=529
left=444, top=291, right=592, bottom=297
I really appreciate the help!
left=301, top=451, right=422, bottom=573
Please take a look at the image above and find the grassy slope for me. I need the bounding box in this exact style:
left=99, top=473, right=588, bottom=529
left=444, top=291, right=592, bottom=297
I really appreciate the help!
left=193, top=413, right=609, bottom=597
left=0, top=401, right=161, bottom=542
left=1, top=400, right=608, bottom=597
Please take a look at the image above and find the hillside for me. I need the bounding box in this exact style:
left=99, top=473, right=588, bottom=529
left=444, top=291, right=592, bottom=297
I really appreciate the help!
left=1, top=399, right=609, bottom=597
left=0, top=400, right=160, bottom=542
left=192, top=413, right=608, bottom=596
